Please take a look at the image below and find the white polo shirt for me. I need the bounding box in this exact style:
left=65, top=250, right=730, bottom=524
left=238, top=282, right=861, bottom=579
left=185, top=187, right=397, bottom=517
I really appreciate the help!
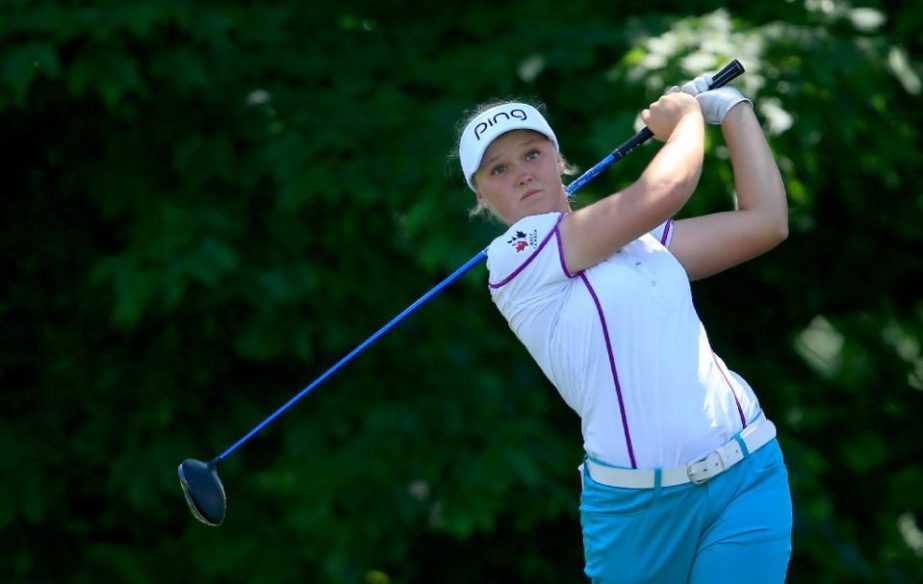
left=487, top=212, right=761, bottom=469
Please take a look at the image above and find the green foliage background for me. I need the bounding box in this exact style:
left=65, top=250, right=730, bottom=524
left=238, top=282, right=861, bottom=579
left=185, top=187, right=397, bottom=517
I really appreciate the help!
left=2, top=0, right=921, bottom=582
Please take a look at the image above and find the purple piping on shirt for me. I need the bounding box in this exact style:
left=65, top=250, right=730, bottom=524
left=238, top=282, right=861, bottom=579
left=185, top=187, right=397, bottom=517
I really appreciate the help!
left=553, top=223, right=637, bottom=467
left=659, top=219, right=674, bottom=246
left=553, top=221, right=637, bottom=467
left=578, top=271, right=638, bottom=468
left=488, top=214, right=566, bottom=289
left=712, top=353, right=747, bottom=428
left=657, top=219, right=744, bottom=432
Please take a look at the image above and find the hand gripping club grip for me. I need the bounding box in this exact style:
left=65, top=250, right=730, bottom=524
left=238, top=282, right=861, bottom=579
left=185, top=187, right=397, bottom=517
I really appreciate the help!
left=614, top=59, right=745, bottom=158
left=564, top=59, right=746, bottom=195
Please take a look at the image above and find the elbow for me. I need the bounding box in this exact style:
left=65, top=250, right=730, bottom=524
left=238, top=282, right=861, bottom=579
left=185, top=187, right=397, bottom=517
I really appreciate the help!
left=773, top=187, right=790, bottom=244
left=777, top=218, right=790, bottom=243
left=770, top=202, right=789, bottom=244
left=751, top=183, right=789, bottom=247
left=764, top=208, right=789, bottom=248
left=770, top=221, right=789, bottom=248
left=748, top=218, right=787, bottom=258
left=755, top=207, right=788, bottom=249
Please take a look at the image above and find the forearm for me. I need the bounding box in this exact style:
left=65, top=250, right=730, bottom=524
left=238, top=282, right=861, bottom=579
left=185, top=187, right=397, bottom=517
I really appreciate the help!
left=722, top=104, right=788, bottom=240
left=640, top=111, right=705, bottom=209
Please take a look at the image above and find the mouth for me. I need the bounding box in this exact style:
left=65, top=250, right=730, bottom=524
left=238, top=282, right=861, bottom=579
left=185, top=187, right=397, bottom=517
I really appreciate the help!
left=521, top=189, right=542, bottom=201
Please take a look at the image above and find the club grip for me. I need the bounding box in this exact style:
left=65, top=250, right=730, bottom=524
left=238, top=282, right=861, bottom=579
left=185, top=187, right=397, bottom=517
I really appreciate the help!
left=708, top=59, right=745, bottom=89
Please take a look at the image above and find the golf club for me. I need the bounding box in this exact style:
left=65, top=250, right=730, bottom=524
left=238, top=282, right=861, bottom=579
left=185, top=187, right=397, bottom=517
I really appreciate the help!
left=179, top=59, right=746, bottom=526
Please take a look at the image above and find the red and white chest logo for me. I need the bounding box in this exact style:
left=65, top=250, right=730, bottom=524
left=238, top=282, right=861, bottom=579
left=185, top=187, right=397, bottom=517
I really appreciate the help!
left=507, top=229, right=539, bottom=253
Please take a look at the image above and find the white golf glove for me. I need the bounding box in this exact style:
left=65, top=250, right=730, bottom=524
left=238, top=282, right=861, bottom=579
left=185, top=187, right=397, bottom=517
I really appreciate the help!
left=680, top=74, right=751, bottom=125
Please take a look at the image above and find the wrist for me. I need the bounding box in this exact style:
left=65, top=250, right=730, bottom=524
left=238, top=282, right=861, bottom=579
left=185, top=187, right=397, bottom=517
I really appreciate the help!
left=720, top=100, right=754, bottom=129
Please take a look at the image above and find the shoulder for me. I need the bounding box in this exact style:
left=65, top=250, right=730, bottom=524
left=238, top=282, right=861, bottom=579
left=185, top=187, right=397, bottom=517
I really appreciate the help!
left=489, top=212, right=563, bottom=257
left=487, top=212, right=566, bottom=287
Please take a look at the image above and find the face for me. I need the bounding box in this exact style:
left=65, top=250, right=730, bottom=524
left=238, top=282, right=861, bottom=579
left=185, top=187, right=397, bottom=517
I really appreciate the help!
left=473, top=130, right=569, bottom=225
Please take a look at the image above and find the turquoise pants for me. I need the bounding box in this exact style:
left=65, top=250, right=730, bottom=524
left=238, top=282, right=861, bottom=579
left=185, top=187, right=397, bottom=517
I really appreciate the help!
left=580, top=439, right=792, bottom=583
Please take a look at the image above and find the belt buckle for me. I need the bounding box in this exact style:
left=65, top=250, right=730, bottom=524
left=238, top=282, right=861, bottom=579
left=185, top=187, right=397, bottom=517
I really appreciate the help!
left=687, top=451, right=725, bottom=485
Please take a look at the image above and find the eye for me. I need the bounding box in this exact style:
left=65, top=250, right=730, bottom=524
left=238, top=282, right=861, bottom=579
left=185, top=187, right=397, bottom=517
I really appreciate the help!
left=525, top=149, right=541, bottom=161
left=491, top=164, right=508, bottom=176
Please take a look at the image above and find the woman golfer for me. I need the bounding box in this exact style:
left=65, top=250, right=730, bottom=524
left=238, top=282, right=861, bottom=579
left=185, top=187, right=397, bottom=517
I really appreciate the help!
left=456, top=76, right=792, bottom=583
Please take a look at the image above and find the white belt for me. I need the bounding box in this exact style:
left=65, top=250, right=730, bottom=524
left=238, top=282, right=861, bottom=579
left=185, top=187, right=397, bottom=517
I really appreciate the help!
left=582, top=415, right=776, bottom=489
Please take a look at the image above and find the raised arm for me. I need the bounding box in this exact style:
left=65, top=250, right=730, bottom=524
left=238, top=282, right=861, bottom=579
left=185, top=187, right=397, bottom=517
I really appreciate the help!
left=668, top=88, right=788, bottom=281
left=558, top=92, right=704, bottom=273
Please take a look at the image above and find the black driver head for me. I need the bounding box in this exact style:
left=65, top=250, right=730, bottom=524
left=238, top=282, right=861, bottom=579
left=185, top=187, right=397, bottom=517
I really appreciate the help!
left=178, top=458, right=226, bottom=526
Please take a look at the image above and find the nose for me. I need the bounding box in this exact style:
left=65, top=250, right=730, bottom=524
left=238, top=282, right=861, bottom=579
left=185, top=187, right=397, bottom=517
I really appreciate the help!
left=515, top=166, right=533, bottom=186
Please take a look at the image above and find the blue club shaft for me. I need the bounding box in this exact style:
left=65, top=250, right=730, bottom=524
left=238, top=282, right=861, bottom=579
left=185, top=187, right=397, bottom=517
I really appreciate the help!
left=216, top=250, right=488, bottom=463
left=215, top=60, right=745, bottom=463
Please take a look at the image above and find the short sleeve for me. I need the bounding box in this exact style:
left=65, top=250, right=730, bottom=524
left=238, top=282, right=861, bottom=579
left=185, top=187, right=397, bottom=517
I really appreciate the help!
left=486, top=212, right=571, bottom=336
left=649, top=219, right=675, bottom=247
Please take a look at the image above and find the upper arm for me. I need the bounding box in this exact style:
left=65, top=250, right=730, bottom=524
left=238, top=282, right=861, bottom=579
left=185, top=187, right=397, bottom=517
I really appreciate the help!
left=668, top=105, right=789, bottom=280
left=668, top=211, right=787, bottom=281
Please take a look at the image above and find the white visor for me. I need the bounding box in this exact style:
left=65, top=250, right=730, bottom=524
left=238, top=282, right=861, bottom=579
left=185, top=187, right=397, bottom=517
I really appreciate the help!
left=458, top=102, right=558, bottom=191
